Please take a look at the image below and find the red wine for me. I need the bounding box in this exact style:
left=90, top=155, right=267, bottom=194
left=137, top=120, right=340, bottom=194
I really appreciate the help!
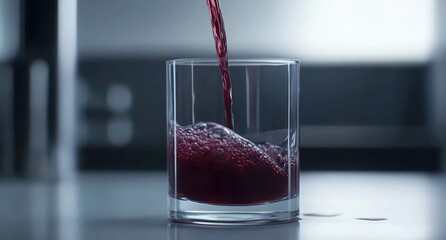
left=170, top=122, right=298, bottom=205
left=206, top=0, right=234, bottom=130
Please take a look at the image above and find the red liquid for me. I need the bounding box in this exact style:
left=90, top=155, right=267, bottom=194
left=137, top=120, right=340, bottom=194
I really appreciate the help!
left=206, top=0, right=234, bottom=130
left=170, top=123, right=298, bottom=205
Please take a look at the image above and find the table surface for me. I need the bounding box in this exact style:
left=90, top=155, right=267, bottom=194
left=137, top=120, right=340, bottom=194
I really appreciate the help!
left=1, top=172, right=445, bottom=240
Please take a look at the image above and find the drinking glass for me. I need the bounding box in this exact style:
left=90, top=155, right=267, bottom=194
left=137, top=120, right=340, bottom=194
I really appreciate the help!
left=167, top=59, right=300, bottom=224
left=168, top=221, right=300, bottom=239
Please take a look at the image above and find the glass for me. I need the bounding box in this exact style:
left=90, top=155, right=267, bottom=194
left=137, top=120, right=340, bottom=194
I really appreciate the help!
left=168, top=221, right=300, bottom=239
left=167, top=59, right=300, bottom=224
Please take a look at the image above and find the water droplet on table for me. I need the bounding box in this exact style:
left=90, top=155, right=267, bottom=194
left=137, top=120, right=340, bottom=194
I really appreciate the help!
left=303, top=213, right=341, bottom=218
left=355, top=217, right=388, bottom=221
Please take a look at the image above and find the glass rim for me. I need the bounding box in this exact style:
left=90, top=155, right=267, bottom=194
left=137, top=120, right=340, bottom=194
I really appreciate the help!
left=167, top=58, right=300, bottom=66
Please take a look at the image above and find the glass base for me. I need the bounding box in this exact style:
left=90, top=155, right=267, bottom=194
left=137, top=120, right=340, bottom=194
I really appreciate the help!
left=169, top=196, right=299, bottom=225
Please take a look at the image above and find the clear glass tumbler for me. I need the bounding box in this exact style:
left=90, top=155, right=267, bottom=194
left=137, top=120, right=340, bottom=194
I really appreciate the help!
left=167, top=59, right=300, bottom=224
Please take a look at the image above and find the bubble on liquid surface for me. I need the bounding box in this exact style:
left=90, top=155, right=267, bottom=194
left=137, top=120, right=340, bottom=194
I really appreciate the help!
left=192, top=123, right=207, bottom=131
left=281, top=130, right=297, bottom=148
left=191, top=142, right=200, bottom=151
left=205, top=122, right=218, bottom=128
left=209, top=125, right=231, bottom=138
left=185, top=128, right=193, bottom=134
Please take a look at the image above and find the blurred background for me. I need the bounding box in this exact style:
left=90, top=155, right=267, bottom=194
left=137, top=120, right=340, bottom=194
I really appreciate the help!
left=0, top=0, right=445, bottom=177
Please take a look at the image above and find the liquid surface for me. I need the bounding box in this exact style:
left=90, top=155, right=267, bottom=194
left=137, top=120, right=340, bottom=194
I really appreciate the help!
left=170, top=122, right=298, bottom=205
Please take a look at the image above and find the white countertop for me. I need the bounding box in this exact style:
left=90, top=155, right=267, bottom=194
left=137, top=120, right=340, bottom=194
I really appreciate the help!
left=1, top=172, right=445, bottom=240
